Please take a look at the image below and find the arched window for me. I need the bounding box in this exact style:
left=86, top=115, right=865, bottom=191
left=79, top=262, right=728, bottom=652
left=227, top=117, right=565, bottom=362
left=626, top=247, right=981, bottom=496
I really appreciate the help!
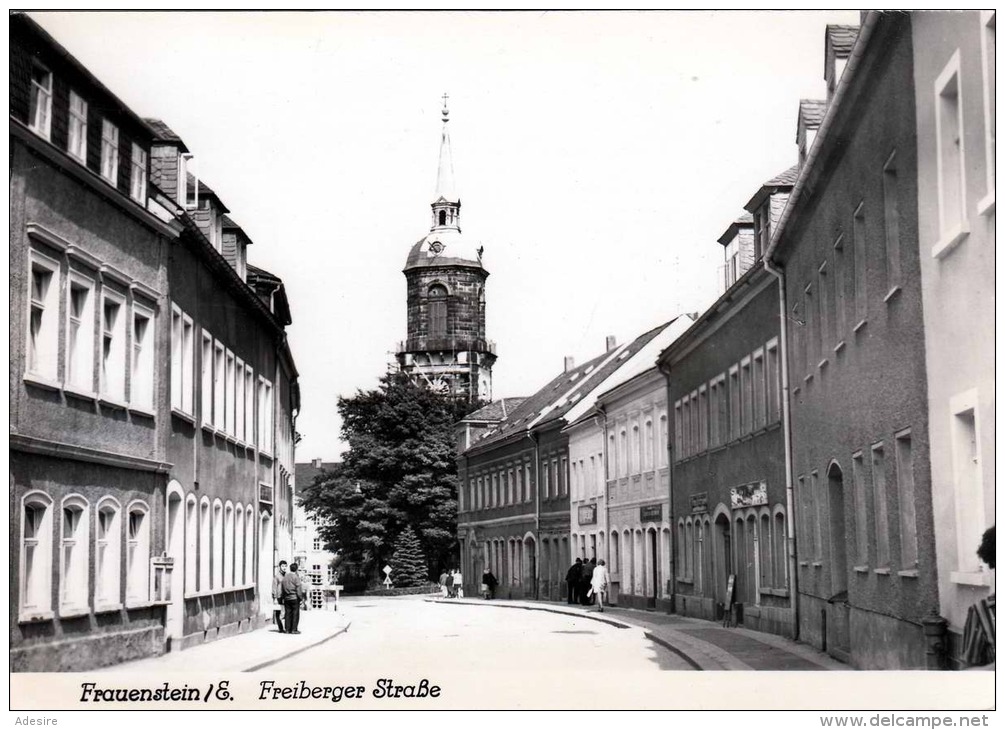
left=428, top=285, right=448, bottom=337
left=60, top=495, right=90, bottom=611
left=632, top=425, right=641, bottom=474
left=199, top=498, right=211, bottom=591
left=694, top=520, right=703, bottom=594
left=611, top=531, right=620, bottom=573
left=760, top=512, right=772, bottom=588
left=20, top=492, right=54, bottom=620
left=438, top=210, right=446, bottom=226
left=185, top=495, right=197, bottom=594
left=126, top=501, right=151, bottom=605
left=644, top=419, right=653, bottom=470
left=659, top=414, right=668, bottom=466
left=685, top=519, right=694, bottom=580
left=773, top=510, right=787, bottom=589
left=224, top=502, right=234, bottom=588
left=96, top=497, right=122, bottom=608
left=235, top=504, right=245, bottom=586
left=212, top=500, right=223, bottom=590
left=245, top=505, right=255, bottom=585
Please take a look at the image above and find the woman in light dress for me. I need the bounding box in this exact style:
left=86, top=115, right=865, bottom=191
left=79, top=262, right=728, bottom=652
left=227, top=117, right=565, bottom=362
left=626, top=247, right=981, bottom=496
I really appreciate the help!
left=590, top=559, right=610, bottom=612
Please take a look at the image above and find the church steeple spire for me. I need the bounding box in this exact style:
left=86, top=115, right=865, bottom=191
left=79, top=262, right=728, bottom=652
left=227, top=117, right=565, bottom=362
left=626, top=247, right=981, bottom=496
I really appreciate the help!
left=432, top=92, right=460, bottom=232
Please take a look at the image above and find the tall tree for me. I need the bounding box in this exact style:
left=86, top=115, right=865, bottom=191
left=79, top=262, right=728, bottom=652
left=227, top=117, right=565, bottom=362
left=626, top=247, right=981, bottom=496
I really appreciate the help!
left=388, top=525, right=428, bottom=587
left=300, top=371, right=481, bottom=582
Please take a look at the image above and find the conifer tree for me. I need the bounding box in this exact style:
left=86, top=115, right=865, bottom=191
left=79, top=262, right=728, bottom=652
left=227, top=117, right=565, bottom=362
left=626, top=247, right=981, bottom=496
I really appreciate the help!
left=388, top=525, right=429, bottom=587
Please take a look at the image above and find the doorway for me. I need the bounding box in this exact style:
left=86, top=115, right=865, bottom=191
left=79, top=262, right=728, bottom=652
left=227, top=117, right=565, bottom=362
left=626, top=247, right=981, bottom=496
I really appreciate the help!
left=827, top=462, right=851, bottom=660
left=714, top=514, right=731, bottom=606
left=647, top=528, right=658, bottom=608
left=165, top=486, right=184, bottom=645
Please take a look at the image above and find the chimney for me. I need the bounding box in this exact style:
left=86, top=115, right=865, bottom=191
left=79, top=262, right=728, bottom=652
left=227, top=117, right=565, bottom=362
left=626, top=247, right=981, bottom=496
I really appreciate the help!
left=606, top=335, right=618, bottom=352
left=312, top=458, right=322, bottom=469
left=564, top=356, right=575, bottom=373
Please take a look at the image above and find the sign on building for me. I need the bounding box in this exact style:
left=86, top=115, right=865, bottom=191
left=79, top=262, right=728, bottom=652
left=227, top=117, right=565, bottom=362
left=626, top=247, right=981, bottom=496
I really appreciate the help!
left=578, top=504, right=598, bottom=525
left=639, top=504, right=663, bottom=523
left=690, top=492, right=709, bottom=514
left=730, top=481, right=768, bottom=510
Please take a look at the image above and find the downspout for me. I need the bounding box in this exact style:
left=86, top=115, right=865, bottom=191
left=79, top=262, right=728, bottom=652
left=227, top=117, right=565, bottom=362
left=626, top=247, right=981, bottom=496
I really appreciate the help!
left=529, top=431, right=541, bottom=600
left=658, top=361, right=677, bottom=613
left=764, top=257, right=798, bottom=640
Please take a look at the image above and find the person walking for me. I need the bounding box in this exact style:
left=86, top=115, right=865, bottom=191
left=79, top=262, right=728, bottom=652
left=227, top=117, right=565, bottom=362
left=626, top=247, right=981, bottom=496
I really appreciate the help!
left=281, top=562, right=306, bottom=634
left=566, top=558, right=583, bottom=605
left=590, top=559, right=610, bottom=612
left=438, top=570, right=449, bottom=599
left=481, top=568, right=498, bottom=600
left=453, top=569, right=464, bottom=598
left=581, top=558, right=596, bottom=606
left=271, top=560, right=288, bottom=633
left=445, top=570, right=455, bottom=598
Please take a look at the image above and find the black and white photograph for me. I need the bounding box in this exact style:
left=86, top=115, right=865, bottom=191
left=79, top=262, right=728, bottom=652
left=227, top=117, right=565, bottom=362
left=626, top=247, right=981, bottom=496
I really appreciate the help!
left=8, top=8, right=996, bottom=719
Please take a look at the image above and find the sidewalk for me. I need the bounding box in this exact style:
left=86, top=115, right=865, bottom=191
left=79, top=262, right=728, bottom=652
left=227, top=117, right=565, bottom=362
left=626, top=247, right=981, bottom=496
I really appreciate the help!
left=99, top=609, right=351, bottom=673
left=427, top=596, right=845, bottom=671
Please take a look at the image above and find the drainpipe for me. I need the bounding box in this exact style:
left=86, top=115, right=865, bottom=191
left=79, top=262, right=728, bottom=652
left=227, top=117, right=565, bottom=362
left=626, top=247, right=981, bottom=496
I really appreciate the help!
left=658, top=361, right=676, bottom=613
left=764, top=257, right=799, bottom=640
left=529, top=431, right=541, bottom=600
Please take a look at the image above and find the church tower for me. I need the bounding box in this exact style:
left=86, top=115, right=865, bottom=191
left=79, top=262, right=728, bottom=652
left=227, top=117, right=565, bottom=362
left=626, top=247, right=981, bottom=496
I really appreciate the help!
left=396, top=96, right=495, bottom=402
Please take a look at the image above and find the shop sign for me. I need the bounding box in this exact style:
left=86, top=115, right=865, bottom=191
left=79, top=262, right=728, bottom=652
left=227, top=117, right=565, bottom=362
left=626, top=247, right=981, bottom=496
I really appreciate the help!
left=639, top=504, right=663, bottom=523
left=730, top=482, right=767, bottom=509
left=690, top=492, right=709, bottom=514
left=578, top=504, right=597, bottom=525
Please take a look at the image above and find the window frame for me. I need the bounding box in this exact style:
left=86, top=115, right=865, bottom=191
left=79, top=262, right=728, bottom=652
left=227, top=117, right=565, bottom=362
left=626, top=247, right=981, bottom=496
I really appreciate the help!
left=95, top=496, right=122, bottom=610
left=65, top=269, right=96, bottom=396
left=99, top=287, right=128, bottom=404
left=28, top=61, right=53, bottom=140
left=125, top=500, right=151, bottom=607
left=67, top=90, right=88, bottom=163
left=978, top=12, right=996, bottom=215
left=26, top=249, right=61, bottom=385
left=100, top=119, right=119, bottom=185
left=130, top=301, right=156, bottom=413
left=20, top=491, right=54, bottom=621
left=933, top=50, right=970, bottom=257
left=130, top=143, right=149, bottom=204
left=59, top=494, right=90, bottom=614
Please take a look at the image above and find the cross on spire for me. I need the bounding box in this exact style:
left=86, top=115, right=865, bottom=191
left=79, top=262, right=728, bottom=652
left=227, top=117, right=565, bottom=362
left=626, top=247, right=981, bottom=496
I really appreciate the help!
left=441, top=92, right=450, bottom=122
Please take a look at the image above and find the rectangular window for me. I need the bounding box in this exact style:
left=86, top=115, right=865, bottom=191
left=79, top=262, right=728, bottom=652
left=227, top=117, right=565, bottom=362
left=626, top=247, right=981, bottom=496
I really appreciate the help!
left=729, top=367, right=740, bottom=441
left=235, top=357, right=245, bottom=441
left=100, top=290, right=127, bottom=402
left=201, top=332, right=213, bottom=425
left=66, top=273, right=96, bottom=393
left=560, top=458, right=567, bottom=496
left=130, top=143, right=148, bottom=203
left=852, top=452, right=868, bottom=566
left=853, top=203, right=867, bottom=324
left=724, top=238, right=739, bottom=289
left=951, top=401, right=984, bottom=573
left=895, top=431, right=918, bottom=569
left=126, top=507, right=150, bottom=604
left=258, top=377, right=274, bottom=453
left=68, top=91, right=88, bottom=162
left=697, top=387, right=708, bottom=452
left=707, top=383, right=719, bottom=448
left=96, top=503, right=121, bottom=607
left=60, top=500, right=89, bottom=610
left=872, top=443, right=890, bottom=568
left=740, top=358, right=752, bottom=434
left=525, top=464, right=533, bottom=502
left=817, top=263, right=830, bottom=357
left=883, top=152, right=901, bottom=291
left=766, top=343, right=780, bottom=424
left=170, top=307, right=194, bottom=414
left=681, top=398, right=691, bottom=458
left=100, top=120, right=119, bottom=185
left=935, top=52, right=967, bottom=247
left=21, top=497, right=53, bottom=619
left=225, top=350, right=236, bottom=436
left=980, top=12, right=996, bottom=209
left=811, top=471, right=823, bottom=561
left=29, top=63, right=52, bottom=139
left=673, top=401, right=683, bottom=459
left=798, top=476, right=813, bottom=561
left=214, top=342, right=226, bottom=430
left=27, top=251, right=61, bottom=382
left=833, top=234, right=847, bottom=339
left=752, top=350, right=765, bottom=429
left=131, top=304, right=155, bottom=411
left=803, top=284, right=815, bottom=369
left=244, top=365, right=255, bottom=443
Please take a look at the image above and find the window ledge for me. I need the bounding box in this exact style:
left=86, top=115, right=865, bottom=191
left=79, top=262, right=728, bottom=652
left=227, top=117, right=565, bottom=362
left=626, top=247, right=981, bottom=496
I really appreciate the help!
left=883, top=286, right=902, bottom=303
left=792, top=386, right=801, bottom=395
left=128, top=404, right=156, bottom=419
left=759, top=587, right=789, bottom=598
left=676, top=577, right=693, bottom=585
left=59, top=604, right=92, bottom=618
left=853, top=319, right=868, bottom=333
left=201, top=422, right=215, bottom=434
left=833, top=340, right=846, bottom=354
left=950, top=570, right=991, bottom=587
left=932, top=221, right=970, bottom=259
left=99, top=396, right=128, bottom=410
left=812, top=561, right=823, bottom=568
left=977, top=191, right=995, bottom=218
left=873, top=567, right=891, bottom=576
left=125, top=598, right=166, bottom=610
left=853, top=565, right=870, bottom=574
left=799, top=561, right=809, bottom=567
left=171, top=407, right=196, bottom=425
left=259, top=450, right=274, bottom=461
left=897, top=569, right=919, bottom=579
left=23, top=372, right=62, bottom=392
left=18, top=610, right=54, bottom=624
left=803, top=373, right=814, bottom=384
left=818, top=358, right=829, bottom=371
left=93, top=602, right=123, bottom=614
left=64, top=385, right=97, bottom=402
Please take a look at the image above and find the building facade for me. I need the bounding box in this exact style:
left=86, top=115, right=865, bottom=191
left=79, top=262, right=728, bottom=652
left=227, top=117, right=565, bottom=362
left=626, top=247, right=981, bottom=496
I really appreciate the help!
left=293, top=459, right=341, bottom=609
left=396, top=99, right=495, bottom=402
left=767, top=13, right=939, bottom=669
left=911, top=10, right=996, bottom=668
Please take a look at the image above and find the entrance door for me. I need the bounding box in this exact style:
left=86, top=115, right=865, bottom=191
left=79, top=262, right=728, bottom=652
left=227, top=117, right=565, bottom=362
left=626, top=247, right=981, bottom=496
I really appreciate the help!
left=827, top=463, right=851, bottom=660
left=165, top=489, right=184, bottom=645
left=648, top=529, right=658, bottom=608
left=714, top=514, right=731, bottom=607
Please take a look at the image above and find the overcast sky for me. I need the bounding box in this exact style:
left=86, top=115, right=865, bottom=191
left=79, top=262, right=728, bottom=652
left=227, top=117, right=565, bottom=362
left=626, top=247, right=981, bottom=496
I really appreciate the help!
left=31, top=10, right=860, bottom=462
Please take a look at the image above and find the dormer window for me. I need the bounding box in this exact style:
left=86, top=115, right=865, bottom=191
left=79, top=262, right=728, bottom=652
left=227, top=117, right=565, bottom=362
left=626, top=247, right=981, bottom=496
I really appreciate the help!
left=754, top=206, right=771, bottom=260
left=101, top=120, right=119, bottom=184
left=724, top=238, right=739, bottom=288
left=29, top=63, right=52, bottom=139
left=130, top=143, right=148, bottom=203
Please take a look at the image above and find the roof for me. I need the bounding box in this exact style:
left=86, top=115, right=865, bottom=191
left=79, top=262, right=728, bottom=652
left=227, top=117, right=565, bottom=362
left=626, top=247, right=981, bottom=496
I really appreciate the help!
left=826, top=24, right=860, bottom=57
left=462, top=398, right=528, bottom=423
left=222, top=214, right=255, bottom=245
left=405, top=228, right=486, bottom=271
left=143, top=117, right=189, bottom=152
left=798, top=99, right=827, bottom=129
left=295, top=461, right=339, bottom=491
left=744, top=164, right=799, bottom=213
left=247, top=264, right=293, bottom=326
left=717, top=211, right=755, bottom=246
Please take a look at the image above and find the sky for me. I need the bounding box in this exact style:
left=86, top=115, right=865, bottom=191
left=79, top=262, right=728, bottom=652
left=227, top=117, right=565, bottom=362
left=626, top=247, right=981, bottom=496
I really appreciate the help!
left=30, top=10, right=860, bottom=462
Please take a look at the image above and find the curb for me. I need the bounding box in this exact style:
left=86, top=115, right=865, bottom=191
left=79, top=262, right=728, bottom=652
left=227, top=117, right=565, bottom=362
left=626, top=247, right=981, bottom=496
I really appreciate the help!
left=243, top=621, right=352, bottom=673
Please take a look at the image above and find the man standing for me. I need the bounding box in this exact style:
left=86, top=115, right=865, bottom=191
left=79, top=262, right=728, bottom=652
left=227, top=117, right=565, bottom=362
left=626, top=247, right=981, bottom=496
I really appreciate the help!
left=566, top=558, right=583, bottom=605
left=281, top=562, right=306, bottom=634
left=581, top=558, right=596, bottom=606
left=272, top=561, right=288, bottom=633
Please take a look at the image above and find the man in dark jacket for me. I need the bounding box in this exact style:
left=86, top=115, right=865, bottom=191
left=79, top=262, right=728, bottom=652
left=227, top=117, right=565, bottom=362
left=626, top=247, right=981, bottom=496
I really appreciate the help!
left=272, top=561, right=288, bottom=632
left=566, top=558, right=583, bottom=604
left=581, top=558, right=596, bottom=605
left=281, top=563, right=306, bottom=634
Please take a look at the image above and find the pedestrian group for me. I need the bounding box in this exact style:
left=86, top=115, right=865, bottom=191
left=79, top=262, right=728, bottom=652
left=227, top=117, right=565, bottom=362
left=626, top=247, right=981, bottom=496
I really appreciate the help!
left=272, top=560, right=307, bottom=634
left=567, top=557, right=609, bottom=612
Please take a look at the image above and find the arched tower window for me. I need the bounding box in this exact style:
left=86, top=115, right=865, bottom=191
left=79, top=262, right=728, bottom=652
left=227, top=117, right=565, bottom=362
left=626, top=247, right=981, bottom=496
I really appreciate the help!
left=438, top=210, right=446, bottom=226
left=428, top=284, right=448, bottom=337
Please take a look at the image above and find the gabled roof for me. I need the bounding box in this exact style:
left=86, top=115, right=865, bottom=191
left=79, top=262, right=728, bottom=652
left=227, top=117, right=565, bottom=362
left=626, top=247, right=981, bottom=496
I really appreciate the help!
left=143, top=117, right=189, bottom=152
left=798, top=99, right=827, bottom=129
left=717, top=211, right=755, bottom=246
left=295, top=461, right=339, bottom=491
left=744, top=165, right=799, bottom=213
left=826, top=24, right=860, bottom=57
left=247, top=264, right=292, bottom=326
left=462, top=398, right=528, bottom=423
left=222, top=214, right=255, bottom=245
